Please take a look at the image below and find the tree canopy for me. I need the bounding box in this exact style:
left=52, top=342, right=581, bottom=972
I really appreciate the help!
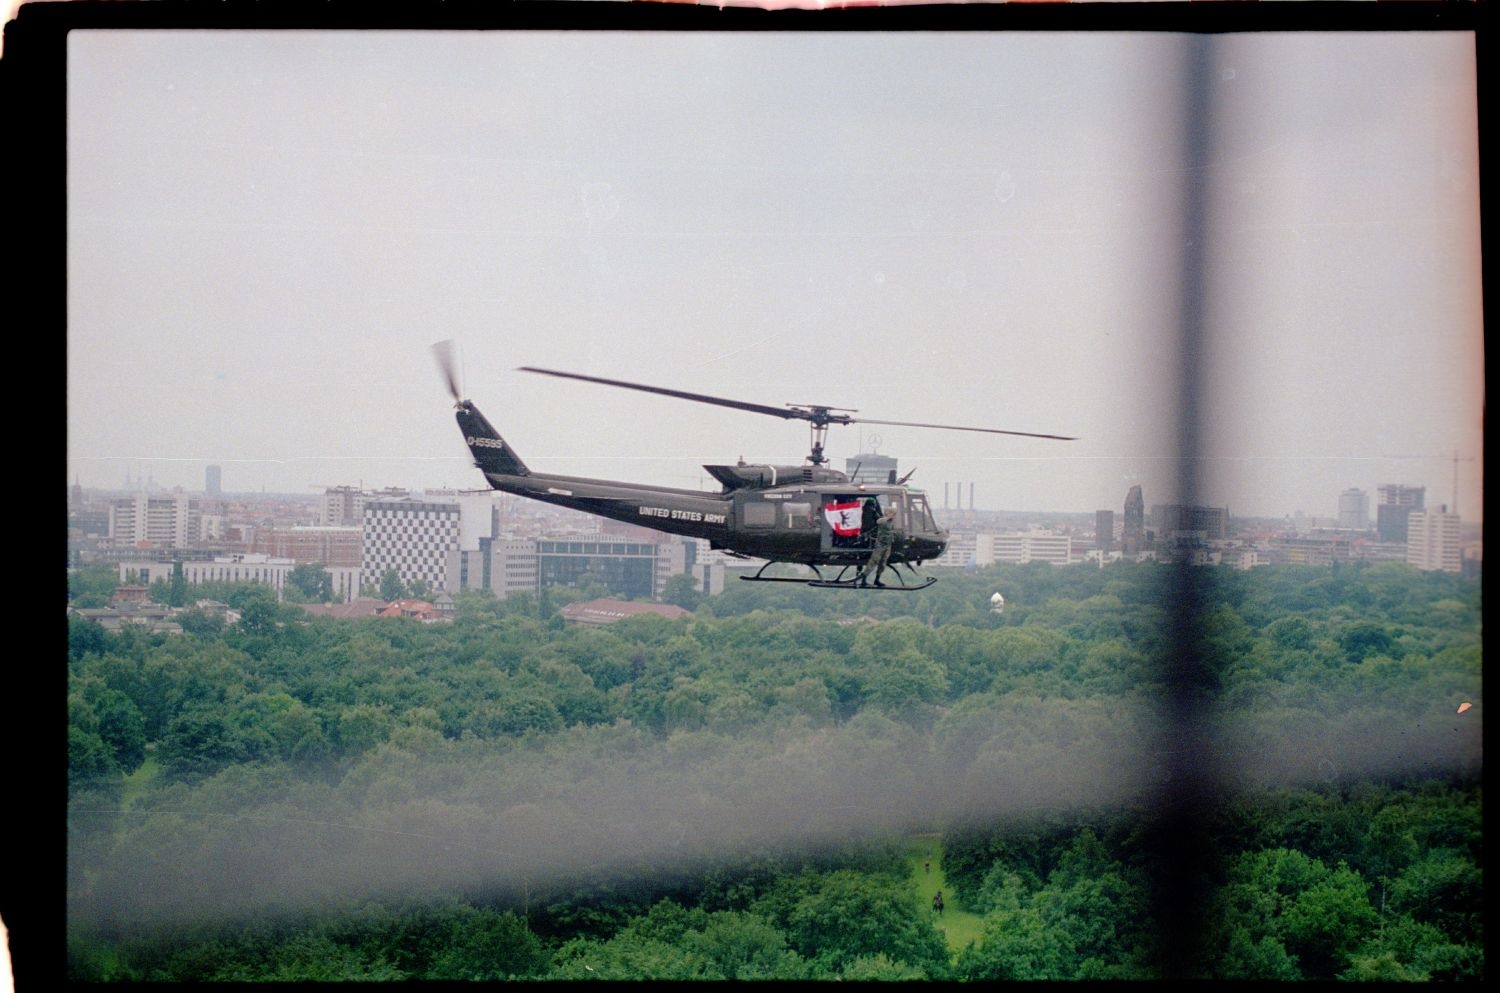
left=67, top=559, right=1481, bottom=980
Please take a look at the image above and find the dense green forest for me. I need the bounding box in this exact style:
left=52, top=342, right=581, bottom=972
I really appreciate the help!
left=67, top=560, right=1481, bottom=980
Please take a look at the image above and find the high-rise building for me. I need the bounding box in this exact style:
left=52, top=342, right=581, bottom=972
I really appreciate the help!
left=1376, top=484, right=1426, bottom=543
left=1406, top=505, right=1461, bottom=573
left=1122, top=485, right=1145, bottom=553
left=427, top=489, right=503, bottom=595
left=1152, top=504, right=1231, bottom=541
left=108, top=493, right=202, bottom=548
left=361, top=499, right=462, bottom=592
left=1378, top=484, right=1427, bottom=508
left=427, top=489, right=502, bottom=552
left=1337, top=488, right=1369, bottom=530
left=1095, top=510, right=1115, bottom=552
left=846, top=452, right=898, bottom=486
left=205, top=465, right=222, bottom=497
left=990, top=531, right=1073, bottom=566
left=320, top=486, right=367, bottom=527
left=253, top=525, right=363, bottom=568
left=486, top=534, right=696, bottom=600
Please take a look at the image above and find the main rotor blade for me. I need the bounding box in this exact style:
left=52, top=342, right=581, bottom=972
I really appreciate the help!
left=431, top=340, right=462, bottom=401
left=517, top=367, right=804, bottom=421
left=853, top=417, right=1077, bottom=441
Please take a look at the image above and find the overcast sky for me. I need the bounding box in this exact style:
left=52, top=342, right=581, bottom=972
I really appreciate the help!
left=66, top=29, right=1482, bottom=521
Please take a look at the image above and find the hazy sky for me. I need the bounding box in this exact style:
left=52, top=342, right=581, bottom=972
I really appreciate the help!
left=67, top=29, right=1482, bottom=521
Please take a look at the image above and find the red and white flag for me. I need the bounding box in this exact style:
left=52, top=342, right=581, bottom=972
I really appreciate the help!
left=824, top=500, right=863, bottom=536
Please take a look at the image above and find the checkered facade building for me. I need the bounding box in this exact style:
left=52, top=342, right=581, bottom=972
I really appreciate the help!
left=360, top=500, right=462, bottom=592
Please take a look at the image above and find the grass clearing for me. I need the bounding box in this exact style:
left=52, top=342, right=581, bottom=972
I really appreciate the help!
left=903, top=835, right=986, bottom=956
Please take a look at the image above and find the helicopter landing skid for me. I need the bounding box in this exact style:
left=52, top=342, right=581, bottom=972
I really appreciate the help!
left=738, top=574, right=832, bottom=584
left=737, top=560, right=936, bottom=590
left=806, top=576, right=937, bottom=591
left=739, top=560, right=830, bottom=584
left=806, top=562, right=936, bottom=591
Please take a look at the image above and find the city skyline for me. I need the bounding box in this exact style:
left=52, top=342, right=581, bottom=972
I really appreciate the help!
left=73, top=476, right=1475, bottom=539
left=66, top=29, right=1483, bottom=522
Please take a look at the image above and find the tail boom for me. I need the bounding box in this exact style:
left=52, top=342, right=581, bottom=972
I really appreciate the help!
left=455, top=401, right=529, bottom=477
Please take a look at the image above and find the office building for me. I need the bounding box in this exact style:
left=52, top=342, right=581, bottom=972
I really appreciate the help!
left=486, top=533, right=698, bottom=600
left=1122, top=485, right=1145, bottom=553
left=253, top=525, right=363, bottom=568
left=1152, top=504, right=1231, bottom=541
left=1337, top=488, right=1369, bottom=530
left=108, top=492, right=202, bottom=548
left=115, top=553, right=298, bottom=598
left=1376, top=484, right=1426, bottom=543
left=320, top=486, right=367, bottom=527
left=846, top=451, right=898, bottom=486
left=361, top=498, right=462, bottom=592
left=1406, top=506, right=1461, bottom=573
left=990, top=531, right=1073, bottom=566
left=1096, top=510, right=1115, bottom=553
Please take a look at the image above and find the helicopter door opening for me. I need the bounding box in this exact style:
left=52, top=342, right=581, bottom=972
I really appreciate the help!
left=822, top=494, right=882, bottom=553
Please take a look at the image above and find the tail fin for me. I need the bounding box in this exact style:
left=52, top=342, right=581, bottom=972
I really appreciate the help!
left=455, top=401, right=529, bottom=477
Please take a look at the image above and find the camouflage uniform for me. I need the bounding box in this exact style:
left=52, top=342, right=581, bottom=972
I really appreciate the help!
left=856, top=513, right=897, bottom=586
left=859, top=499, right=882, bottom=547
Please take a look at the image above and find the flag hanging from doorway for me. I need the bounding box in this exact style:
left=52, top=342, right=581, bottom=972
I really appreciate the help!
left=824, top=500, right=863, bottom=536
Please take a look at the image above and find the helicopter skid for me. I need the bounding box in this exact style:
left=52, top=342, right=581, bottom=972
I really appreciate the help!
left=806, top=577, right=937, bottom=591
left=738, top=574, right=834, bottom=584
left=740, top=559, right=936, bottom=591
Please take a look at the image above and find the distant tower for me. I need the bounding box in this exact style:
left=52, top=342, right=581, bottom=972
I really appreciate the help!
left=205, top=464, right=223, bottom=498
left=990, top=592, right=1004, bottom=614
left=1122, top=485, right=1145, bottom=553
left=844, top=436, right=897, bottom=486
left=1337, top=488, right=1368, bottom=530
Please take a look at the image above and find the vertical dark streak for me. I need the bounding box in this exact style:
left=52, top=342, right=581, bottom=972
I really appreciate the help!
left=1147, top=34, right=1220, bottom=980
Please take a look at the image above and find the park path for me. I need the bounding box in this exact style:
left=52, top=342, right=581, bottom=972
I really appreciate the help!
left=904, top=835, right=986, bottom=956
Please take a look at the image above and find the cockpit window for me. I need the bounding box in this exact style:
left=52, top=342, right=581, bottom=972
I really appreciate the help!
left=908, top=493, right=936, bottom=532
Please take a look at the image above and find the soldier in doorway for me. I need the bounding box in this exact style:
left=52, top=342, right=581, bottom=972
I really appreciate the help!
left=859, top=497, right=882, bottom=548
left=856, top=509, right=897, bottom=587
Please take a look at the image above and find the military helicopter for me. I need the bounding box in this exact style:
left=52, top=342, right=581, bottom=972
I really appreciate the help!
left=434, top=341, right=1075, bottom=590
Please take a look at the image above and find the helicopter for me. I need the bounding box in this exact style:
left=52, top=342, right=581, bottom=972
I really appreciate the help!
left=433, top=341, right=1075, bottom=590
